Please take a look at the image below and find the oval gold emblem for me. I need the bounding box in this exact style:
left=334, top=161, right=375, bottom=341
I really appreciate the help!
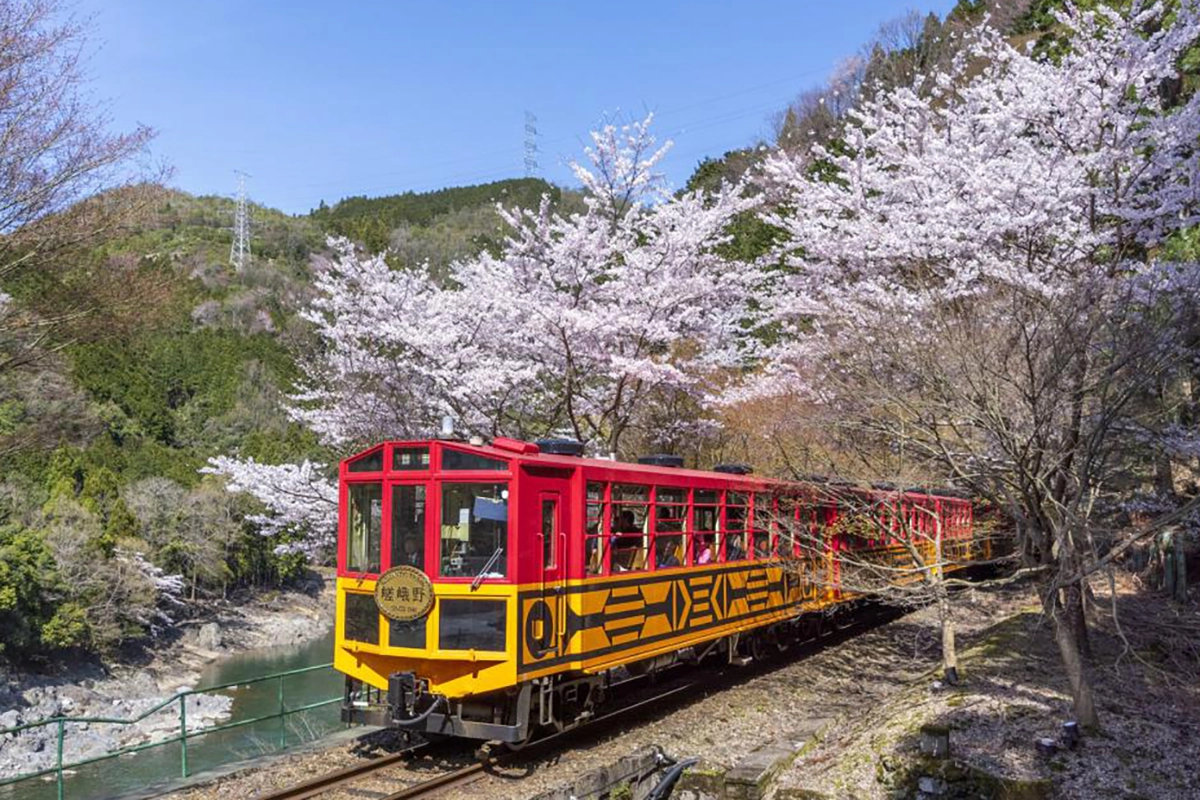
left=374, top=566, right=435, bottom=622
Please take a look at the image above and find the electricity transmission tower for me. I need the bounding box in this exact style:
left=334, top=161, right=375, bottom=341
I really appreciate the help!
left=523, top=112, right=539, bottom=177
left=230, top=170, right=251, bottom=272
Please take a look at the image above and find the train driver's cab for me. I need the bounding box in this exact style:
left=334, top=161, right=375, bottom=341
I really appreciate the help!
left=340, top=443, right=514, bottom=585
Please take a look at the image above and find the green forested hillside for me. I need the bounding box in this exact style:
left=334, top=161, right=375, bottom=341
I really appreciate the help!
left=310, top=177, right=560, bottom=257
left=0, top=178, right=562, bottom=661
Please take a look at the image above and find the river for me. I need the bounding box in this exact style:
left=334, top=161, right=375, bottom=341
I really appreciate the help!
left=2, top=629, right=343, bottom=800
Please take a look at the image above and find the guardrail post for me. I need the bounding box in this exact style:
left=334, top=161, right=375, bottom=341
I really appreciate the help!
left=278, top=675, right=286, bottom=749
left=56, top=718, right=65, bottom=800
left=179, top=694, right=188, bottom=778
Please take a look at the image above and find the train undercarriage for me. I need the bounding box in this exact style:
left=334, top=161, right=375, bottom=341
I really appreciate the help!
left=340, top=614, right=834, bottom=745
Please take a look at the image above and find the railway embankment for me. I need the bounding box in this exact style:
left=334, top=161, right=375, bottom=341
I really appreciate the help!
left=0, top=572, right=334, bottom=781
left=771, top=574, right=1200, bottom=799
left=159, top=577, right=1200, bottom=800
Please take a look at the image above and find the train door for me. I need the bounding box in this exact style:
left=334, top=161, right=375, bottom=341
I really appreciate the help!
left=523, top=467, right=573, bottom=661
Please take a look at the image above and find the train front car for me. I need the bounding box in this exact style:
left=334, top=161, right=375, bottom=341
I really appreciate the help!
left=337, top=437, right=541, bottom=743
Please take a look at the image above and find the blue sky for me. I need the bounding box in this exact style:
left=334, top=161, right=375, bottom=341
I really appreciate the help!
left=77, top=1, right=957, bottom=215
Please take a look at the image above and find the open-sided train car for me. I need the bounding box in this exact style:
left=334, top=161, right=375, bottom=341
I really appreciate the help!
left=335, top=437, right=977, bottom=744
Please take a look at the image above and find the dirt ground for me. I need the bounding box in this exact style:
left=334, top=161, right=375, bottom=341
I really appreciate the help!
left=777, top=573, right=1200, bottom=799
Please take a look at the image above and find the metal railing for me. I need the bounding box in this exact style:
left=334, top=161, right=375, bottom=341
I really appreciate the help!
left=0, top=662, right=340, bottom=800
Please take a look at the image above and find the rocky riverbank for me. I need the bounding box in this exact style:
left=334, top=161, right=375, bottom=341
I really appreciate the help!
left=0, top=572, right=334, bottom=782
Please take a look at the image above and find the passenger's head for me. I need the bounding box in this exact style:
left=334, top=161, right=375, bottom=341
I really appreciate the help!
left=619, top=510, right=636, bottom=531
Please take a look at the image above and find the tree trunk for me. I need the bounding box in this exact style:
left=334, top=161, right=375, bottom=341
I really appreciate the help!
left=1173, top=530, right=1188, bottom=603
left=938, top=593, right=958, bottom=683
left=1043, top=585, right=1100, bottom=729
left=1065, top=582, right=1092, bottom=660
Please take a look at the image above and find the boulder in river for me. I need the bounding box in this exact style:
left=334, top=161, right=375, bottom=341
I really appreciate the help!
left=196, top=622, right=223, bottom=651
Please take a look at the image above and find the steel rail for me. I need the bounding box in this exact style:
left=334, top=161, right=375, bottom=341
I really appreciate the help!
left=378, top=681, right=702, bottom=800
left=256, top=743, right=427, bottom=800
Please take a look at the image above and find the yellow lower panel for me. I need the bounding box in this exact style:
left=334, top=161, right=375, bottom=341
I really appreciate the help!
left=514, top=561, right=825, bottom=681
left=334, top=546, right=975, bottom=698
left=334, top=576, right=518, bottom=698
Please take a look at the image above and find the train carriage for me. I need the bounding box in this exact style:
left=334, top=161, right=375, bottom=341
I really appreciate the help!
left=335, top=436, right=976, bottom=744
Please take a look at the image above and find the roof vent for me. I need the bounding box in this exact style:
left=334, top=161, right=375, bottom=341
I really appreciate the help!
left=713, top=463, right=753, bottom=475
left=871, top=482, right=897, bottom=491
left=535, top=438, right=585, bottom=457
left=638, top=454, right=684, bottom=468
left=492, top=437, right=540, bottom=455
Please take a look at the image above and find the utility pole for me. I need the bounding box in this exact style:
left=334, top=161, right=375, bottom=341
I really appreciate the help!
left=523, top=112, right=539, bottom=177
left=230, top=170, right=251, bottom=272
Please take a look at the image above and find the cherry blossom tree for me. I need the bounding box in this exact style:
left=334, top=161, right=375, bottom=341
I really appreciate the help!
left=744, top=3, right=1200, bottom=728
left=290, top=115, right=759, bottom=452
left=201, top=457, right=338, bottom=559
left=208, top=115, right=761, bottom=549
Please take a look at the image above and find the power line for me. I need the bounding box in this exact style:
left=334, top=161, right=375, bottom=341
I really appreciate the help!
left=267, top=65, right=837, bottom=199
left=523, top=111, right=540, bottom=177
left=231, top=170, right=251, bottom=272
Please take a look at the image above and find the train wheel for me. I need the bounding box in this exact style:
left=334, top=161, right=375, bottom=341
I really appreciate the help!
left=748, top=633, right=773, bottom=662
left=502, top=732, right=532, bottom=752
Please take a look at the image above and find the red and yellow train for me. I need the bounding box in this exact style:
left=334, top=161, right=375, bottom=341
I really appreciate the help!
left=335, top=437, right=977, bottom=743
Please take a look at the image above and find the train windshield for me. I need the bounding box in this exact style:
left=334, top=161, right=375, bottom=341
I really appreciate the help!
left=391, top=484, right=426, bottom=569
left=440, top=482, right=509, bottom=579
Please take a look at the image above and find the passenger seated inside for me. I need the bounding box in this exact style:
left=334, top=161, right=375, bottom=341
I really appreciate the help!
left=755, top=536, right=775, bottom=559
left=399, top=536, right=422, bottom=567
left=726, top=533, right=746, bottom=561
left=655, top=537, right=682, bottom=569
left=610, top=510, right=644, bottom=571
left=695, top=535, right=714, bottom=565
left=586, top=536, right=604, bottom=575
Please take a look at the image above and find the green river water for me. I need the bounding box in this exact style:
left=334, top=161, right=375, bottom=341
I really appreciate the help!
left=3, top=629, right=344, bottom=800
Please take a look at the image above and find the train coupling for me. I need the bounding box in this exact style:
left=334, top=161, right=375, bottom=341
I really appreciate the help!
left=341, top=673, right=533, bottom=743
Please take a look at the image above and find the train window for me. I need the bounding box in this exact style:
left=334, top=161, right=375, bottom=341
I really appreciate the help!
left=344, top=592, right=379, bottom=644
left=613, top=484, right=649, bottom=502
left=393, top=447, right=430, bottom=471
left=611, top=484, right=648, bottom=572
left=348, top=450, right=383, bottom=473
left=439, top=599, right=506, bottom=652
left=777, top=496, right=798, bottom=556
left=656, top=488, right=686, bottom=532
left=795, top=505, right=815, bottom=556
left=542, top=498, right=557, bottom=569
left=388, top=617, right=426, bottom=649
left=586, top=482, right=607, bottom=576
left=750, top=493, right=772, bottom=559
left=725, top=494, right=748, bottom=561
left=442, top=449, right=506, bottom=471
left=347, top=483, right=382, bottom=573
left=390, top=485, right=426, bottom=570
left=655, top=487, right=686, bottom=569
left=694, top=490, right=720, bottom=565
left=439, top=483, right=508, bottom=579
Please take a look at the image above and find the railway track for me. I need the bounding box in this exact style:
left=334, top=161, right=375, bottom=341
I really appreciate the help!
left=259, top=603, right=897, bottom=800
left=258, top=682, right=699, bottom=800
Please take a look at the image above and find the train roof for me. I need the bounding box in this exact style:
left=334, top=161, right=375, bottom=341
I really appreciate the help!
left=341, top=438, right=972, bottom=503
